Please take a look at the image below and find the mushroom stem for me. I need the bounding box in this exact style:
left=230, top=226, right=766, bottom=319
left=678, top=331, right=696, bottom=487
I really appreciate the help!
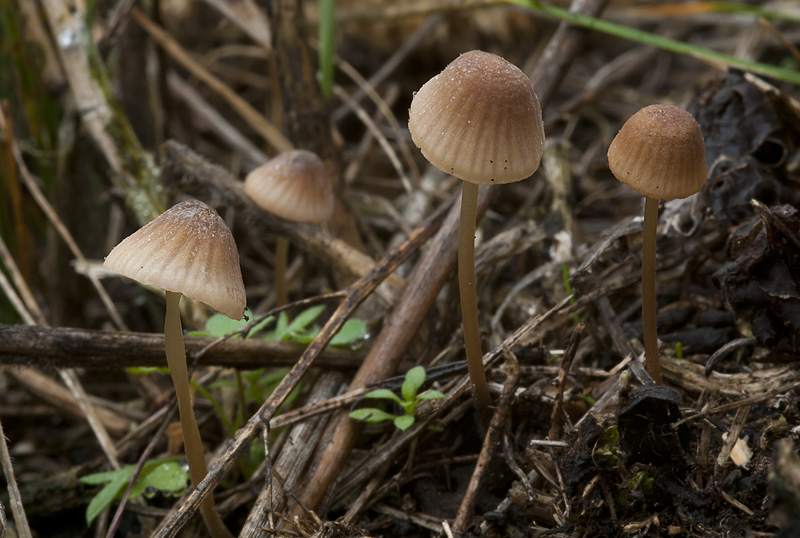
left=457, top=181, right=492, bottom=427
left=641, top=196, right=663, bottom=385
left=275, top=235, right=289, bottom=307
left=164, top=291, right=233, bottom=538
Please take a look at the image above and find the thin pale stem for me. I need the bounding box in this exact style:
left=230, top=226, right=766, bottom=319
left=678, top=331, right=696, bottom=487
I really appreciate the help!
left=641, top=197, right=663, bottom=385
left=458, top=181, right=492, bottom=427
left=275, top=235, right=289, bottom=307
left=165, top=291, right=233, bottom=538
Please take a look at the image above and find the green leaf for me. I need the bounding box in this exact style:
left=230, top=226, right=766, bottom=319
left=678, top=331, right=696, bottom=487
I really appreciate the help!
left=247, top=315, right=275, bottom=337
left=264, top=311, right=290, bottom=341
left=363, top=388, right=402, bottom=405
left=126, top=366, right=169, bottom=375
left=204, top=312, right=247, bottom=338
left=81, top=458, right=186, bottom=526
left=402, top=366, right=426, bottom=403
left=288, top=305, right=325, bottom=332
left=394, top=414, right=415, bottom=431
left=417, top=390, right=445, bottom=400
left=84, top=474, right=128, bottom=525
left=128, top=461, right=188, bottom=499
left=80, top=467, right=134, bottom=486
left=348, top=407, right=396, bottom=424
left=318, top=0, right=336, bottom=99
left=330, top=318, right=367, bottom=348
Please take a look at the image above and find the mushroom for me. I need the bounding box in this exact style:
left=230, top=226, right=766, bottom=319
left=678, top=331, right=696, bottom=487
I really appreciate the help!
left=607, top=104, right=707, bottom=385
left=104, top=199, right=243, bottom=538
left=408, top=50, right=545, bottom=425
left=244, top=150, right=335, bottom=306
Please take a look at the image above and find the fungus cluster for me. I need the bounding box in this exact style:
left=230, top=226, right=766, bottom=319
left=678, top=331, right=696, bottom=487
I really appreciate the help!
left=409, top=50, right=545, bottom=424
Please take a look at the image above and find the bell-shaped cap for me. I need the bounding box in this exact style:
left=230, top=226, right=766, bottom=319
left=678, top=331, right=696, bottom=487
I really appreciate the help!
left=608, top=104, right=707, bottom=200
left=408, top=50, right=545, bottom=185
left=104, top=199, right=247, bottom=320
left=244, top=150, right=335, bottom=224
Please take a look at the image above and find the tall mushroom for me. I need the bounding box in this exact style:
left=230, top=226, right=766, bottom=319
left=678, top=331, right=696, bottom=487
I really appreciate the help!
left=244, top=150, right=335, bottom=306
left=408, top=50, right=545, bottom=425
left=104, top=199, right=244, bottom=538
left=607, top=104, right=707, bottom=385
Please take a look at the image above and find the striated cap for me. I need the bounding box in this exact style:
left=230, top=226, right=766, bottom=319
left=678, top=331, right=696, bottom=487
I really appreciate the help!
left=608, top=104, right=707, bottom=200
left=408, top=50, right=545, bottom=185
left=104, top=199, right=247, bottom=320
left=244, top=150, right=335, bottom=224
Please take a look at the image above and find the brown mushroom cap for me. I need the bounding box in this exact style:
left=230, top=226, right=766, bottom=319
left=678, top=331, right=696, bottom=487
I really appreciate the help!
left=104, top=199, right=247, bottom=320
left=244, top=150, right=334, bottom=224
left=608, top=104, right=707, bottom=200
left=408, top=50, right=545, bottom=185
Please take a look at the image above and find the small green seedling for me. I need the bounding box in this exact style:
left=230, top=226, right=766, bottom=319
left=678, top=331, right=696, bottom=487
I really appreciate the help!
left=188, top=306, right=367, bottom=349
left=674, top=341, right=683, bottom=359
left=348, top=366, right=445, bottom=431
left=80, top=457, right=188, bottom=525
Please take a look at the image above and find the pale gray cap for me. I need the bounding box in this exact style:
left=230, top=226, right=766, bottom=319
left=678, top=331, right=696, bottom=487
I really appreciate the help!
left=104, top=199, right=247, bottom=320
left=608, top=104, right=707, bottom=200
left=408, top=50, right=545, bottom=185
left=244, top=150, right=335, bottom=223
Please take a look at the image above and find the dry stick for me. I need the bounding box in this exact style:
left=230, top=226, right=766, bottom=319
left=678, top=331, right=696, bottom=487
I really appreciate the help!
left=548, top=323, right=585, bottom=441
left=40, top=0, right=161, bottom=225
left=0, top=416, right=33, bottom=538
left=166, top=72, right=269, bottom=169
left=331, top=14, right=442, bottom=124
left=0, top=323, right=364, bottom=370
left=0, top=235, right=46, bottom=326
left=452, top=353, right=520, bottom=533
left=151, top=192, right=452, bottom=538
left=641, top=196, right=663, bottom=384
left=130, top=7, right=292, bottom=153
left=332, top=85, right=419, bottom=209
left=200, top=0, right=272, bottom=50
left=334, top=58, right=423, bottom=187
left=529, top=0, right=613, bottom=108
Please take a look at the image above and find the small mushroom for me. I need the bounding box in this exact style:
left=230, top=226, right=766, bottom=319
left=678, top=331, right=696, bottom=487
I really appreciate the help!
left=244, top=150, right=334, bottom=306
left=607, top=104, right=707, bottom=385
left=409, top=50, right=545, bottom=425
left=104, top=199, right=243, bottom=538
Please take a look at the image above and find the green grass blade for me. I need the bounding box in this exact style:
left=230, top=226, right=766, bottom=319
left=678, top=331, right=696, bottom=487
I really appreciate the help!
left=318, top=0, right=336, bottom=99
left=511, top=0, right=800, bottom=86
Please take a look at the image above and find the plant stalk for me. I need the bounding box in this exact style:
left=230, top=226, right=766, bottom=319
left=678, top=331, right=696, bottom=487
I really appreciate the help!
left=458, top=182, right=492, bottom=427
left=641, top=197, right=663, bottom=385
left=275, top=235, right=289, bottom=307
left=164, top=291, right=233, bottom=538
